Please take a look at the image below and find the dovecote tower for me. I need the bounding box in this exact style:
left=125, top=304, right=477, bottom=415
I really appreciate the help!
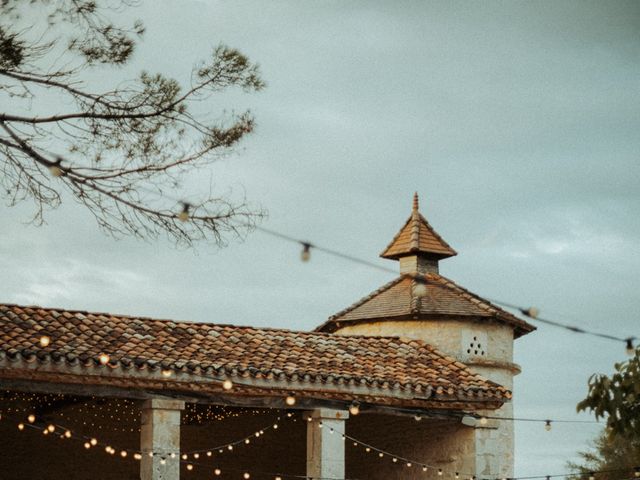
left=316, top=193, right=535, bottom=479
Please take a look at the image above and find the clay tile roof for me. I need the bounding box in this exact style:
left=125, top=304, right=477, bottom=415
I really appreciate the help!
left=380, top=193, right=457, bottom=260
left=316, top=273, right=535, bottom=338
left=0, top=303, right=509, bottom=409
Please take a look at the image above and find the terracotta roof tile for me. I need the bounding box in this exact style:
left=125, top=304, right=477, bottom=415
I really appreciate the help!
left=317, top=273, right=535, bottom=338
left=0, top=303, right=508, bottom=408
left=381, top=193, right=457, bottom=259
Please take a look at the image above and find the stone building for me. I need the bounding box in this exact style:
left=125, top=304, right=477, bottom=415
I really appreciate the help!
left=0, top=194, right=534, bottom=480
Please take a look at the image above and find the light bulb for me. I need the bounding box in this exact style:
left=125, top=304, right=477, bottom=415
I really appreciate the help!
left=438, top=469, right=444, bottom=476
left=27, top=414, right=36, bottom=423
left=634, top=467, right=640, bottom=478
left=413, top=281, right=428, bottom=298
left=134, top=453, right=142, bottom=460
left=393, top=458, right=398, bottom=463
left=120, top=451, right=127, bottom=458
left=186, top=464, right=193, bottom=471
left=39, top=335, right=51, bottom=347
left=161, top=369, right=172, bottom=378
left=160, top=458, right=166, bottom=465
left=423, top=466, right=428, bottom=472
left=378, top=453, right=383, bottom=458
left=178, top=203, right=190, bottom=222
left=545, top=420, right=552, bottom=431
left=182, top=454, right=188, bottom=460
left=285, top=395, right=296, bottom=406
left=414, top=414, right=422, bottom=421
left=98, top=353, right=110, bottom=365
left=407, top=462, right=412, bottom=467
left=84, top=442, right=91, bottom=449
left=456, top=473, right=460, bottom=479
left=222, top=379, right=233, bottom=390
left=300, top=243, right=311, bottom=262
left=479, top=417, right=488, bottom=425
left=272, top=424, right=278, bottom=429
left=227, top=445, right=233, bottom=451
left=589, top=473, right=595, bottom=480
left=48, top=164, right=63, bottom=177
left=245, top=439, right=250, bottom=444
left=194, top=453, right=200, bottom=459
left=523, top=307, right=539, bottom=318
left=626, top=338, right=635, bottom=356
left=90, top=438, right=98, bottom=446
left=365, top=447, right=370, bottom=452
left=214, top=468, right=221, bottom=475
left=243, top=473, right=250, bottom=479
left=47, top=424, right=55, bottom=432
left=18, top=423, right=25, bottom=431
left=349, top=402, right=360, bottom=416
left=64, top=430, right=72, bottom=438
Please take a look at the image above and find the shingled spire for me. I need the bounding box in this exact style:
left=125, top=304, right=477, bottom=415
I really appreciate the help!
left=380, top=192, right=456, bottom=274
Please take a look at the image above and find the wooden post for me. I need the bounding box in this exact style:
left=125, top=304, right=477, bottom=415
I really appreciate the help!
left=307, top=408, right=349, bottom=479
left=140, top=399, right=185, bottom=480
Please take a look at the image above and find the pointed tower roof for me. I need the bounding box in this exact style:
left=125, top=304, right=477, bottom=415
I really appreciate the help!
left=380, top=193, right=457, bottom=260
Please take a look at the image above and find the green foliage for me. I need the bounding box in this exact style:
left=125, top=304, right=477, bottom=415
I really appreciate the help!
left=567, top=428, right=640, bottom=480
left=577, top=347, right=640, bottom=439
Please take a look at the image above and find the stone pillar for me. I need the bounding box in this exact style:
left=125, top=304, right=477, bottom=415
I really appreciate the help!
left=307, top=408, right=349, bottom=479
left=140, top=399, right=185, bottom=480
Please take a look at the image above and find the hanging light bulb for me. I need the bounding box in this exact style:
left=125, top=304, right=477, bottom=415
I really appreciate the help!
left=414, top=414, right=422, bottom=421
left=160, top=458, right=166, bottom=465
left=479, top=417, right=488, bottom=425
left=47, top=424, right=55, bottom=432
left=413, top=280, right=428, bottom=298
left=222, top=379, right=233, bottom=390
left=64, top=430, right=72, bottom=438
left=214, top=468, right=221, bottom=476
left=455, top=472, right=460, bottom=479
left=407, top=462, right=412, bottom=467
left=98, top=353, right=110, bottom=365
left=161, top=369, right=172, bottom=378
left=48, top=159, right=63, bottom=177
left=182, top=454, right=188, bottom=460
left=349, top=401, right=360, bottom=416
left=39, top=335, right=51, bottom=347
left=633, top=467, right=640, bottom=478
left=626, top=338, right=635, bottom=356
left=438, top=469, right=444, bottom=476
left=134, top=453, right=142, bottom=460
left=207, top=451, right=212, bottom=457
left=243, top=473, right=250, bottom=479
left=300, top=243, right=311, bottom=262
left=227, top=445, right=233, bottom=451
left=193, top=453, right=200, bottom=459
left=522, top=307, right=539, bottom=318
left=90, top=438, right=98, bottom=446
left=588, top=472, right=595, bottom=480
left=120, top=451, right=127, bottom=458
left=178, top=203, right=190, bottom=222
left=285, top=394, right=296, bottom=406
left=378, top=452, right=383, bottom=458
left=27, top=414, right=36, bottom=423
left=422, top=466, right=428, bottom=472
left=17, top=423, right=25, bottom=431
left=545, top=420, right=552, bottom=431
left=275, top=477, right=282, bottom=480
left=186, top=464, right=193, bottom=471
left=365, top=447, right=370, bottom=452
left=393, top=457, right=398, bottom=463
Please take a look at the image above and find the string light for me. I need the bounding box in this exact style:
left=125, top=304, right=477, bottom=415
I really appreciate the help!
left=98, top=353, right=110, bottom=365
left=17, top=422, right=24, bottom=430
left=161, top=369, right=172, bottom=378
left=214, top=468, right=221, bottom=475
left=349, top=401, right=360, bottom=416
left=27, top=414, right=35, bottom=423
left=64, top=430, right=72, bottom=438
left=479, top=417, right=488, bottom=426
left=47, top=424, right=55, bottom=432
left=39, top=335, right=51, bottom=347
left=243, top=473, right=250, bottom=479
left=285, top=395, right=296, bottom=406
left=48, top=159, right=63, bottom=177
left=545, top=420, right=552, bottom=431
left=222, top=379, right=233, bottom=390
left=626, top=338, right=635, bottom=356
left=414, top=414, right=422, bottom=421
left=178, top=203, right=191, bottom=222
left=300, top=243, right=311, bottom=262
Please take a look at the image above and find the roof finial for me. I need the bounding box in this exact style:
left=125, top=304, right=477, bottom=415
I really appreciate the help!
left=413, top=192, right=419, bottom=211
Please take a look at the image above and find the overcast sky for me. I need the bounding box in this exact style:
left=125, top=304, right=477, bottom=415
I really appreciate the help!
left=2, top=0, right=639, bottom=477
